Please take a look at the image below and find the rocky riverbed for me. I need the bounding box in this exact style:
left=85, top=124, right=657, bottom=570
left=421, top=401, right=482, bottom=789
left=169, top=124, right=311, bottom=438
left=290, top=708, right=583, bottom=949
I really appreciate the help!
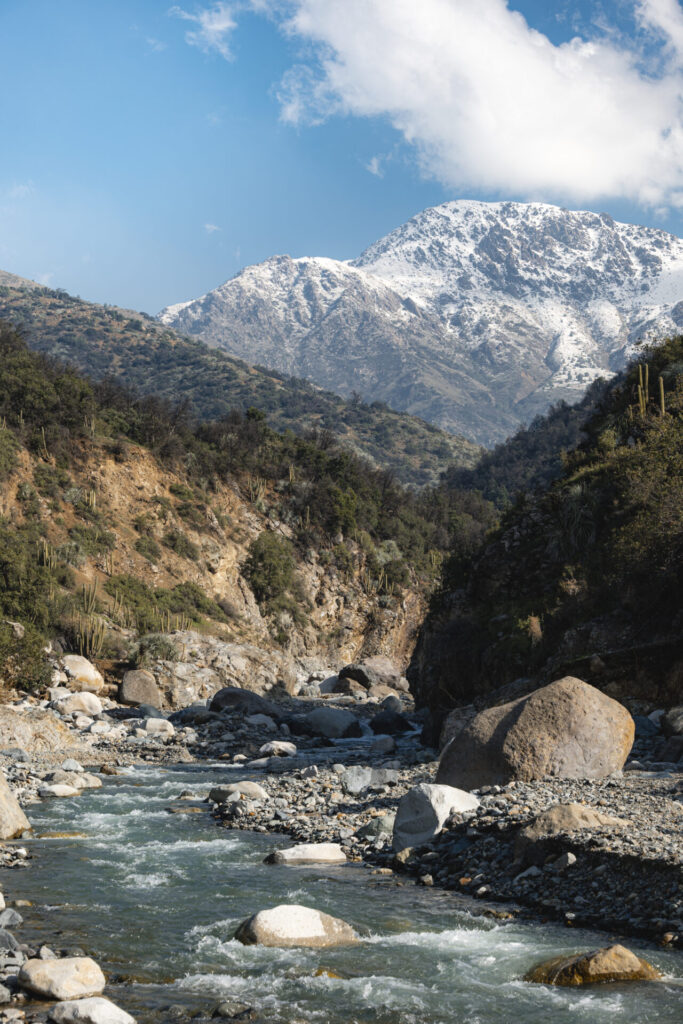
left=0, top=651, right=681, bottom=1021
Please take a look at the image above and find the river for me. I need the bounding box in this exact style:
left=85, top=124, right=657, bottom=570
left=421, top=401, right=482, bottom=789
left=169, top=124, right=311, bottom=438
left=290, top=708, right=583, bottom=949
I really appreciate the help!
left=5, top=763, right=683, bottom=1023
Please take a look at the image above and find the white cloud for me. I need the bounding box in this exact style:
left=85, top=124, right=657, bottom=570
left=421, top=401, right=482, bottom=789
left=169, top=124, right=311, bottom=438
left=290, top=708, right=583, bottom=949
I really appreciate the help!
left=5, top=182, right=34, bottom=201
left=147, top=37, right=167, bottom=52
left=366, top=156, right=383, bottom=178
left=170, top=2, right=237, bottom=59
left=265, top=0, right=683, bottom=208
left=205, top=223, right=221, bottom=232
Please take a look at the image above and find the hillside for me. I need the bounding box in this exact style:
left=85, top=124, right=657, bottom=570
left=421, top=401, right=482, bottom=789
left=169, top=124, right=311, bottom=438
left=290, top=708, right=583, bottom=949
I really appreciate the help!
left=0, top=323, right=500, bottom=695
left=160, top=201, right=683, bottom=445
left=0, top=280, right=480, bottom=488
left=410, top=337, right=683, bottom=731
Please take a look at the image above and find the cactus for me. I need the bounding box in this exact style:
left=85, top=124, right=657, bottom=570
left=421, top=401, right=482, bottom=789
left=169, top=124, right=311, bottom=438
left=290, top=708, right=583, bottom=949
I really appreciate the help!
left=85, top=488, right=97, bottom=511
left=80, top=581, right=98, bottom=615
left=659, top=374, right=666, bottom=415
left=247, top=475, right=266, bottom=503
left=77, top=615, right=106, bottom=659
left=37, top=537, right=57, bottom=569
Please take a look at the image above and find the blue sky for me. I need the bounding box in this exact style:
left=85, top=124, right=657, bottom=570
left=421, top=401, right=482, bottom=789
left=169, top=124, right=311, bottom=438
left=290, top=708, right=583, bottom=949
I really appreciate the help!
left=3, top=1, right=683, bottom=313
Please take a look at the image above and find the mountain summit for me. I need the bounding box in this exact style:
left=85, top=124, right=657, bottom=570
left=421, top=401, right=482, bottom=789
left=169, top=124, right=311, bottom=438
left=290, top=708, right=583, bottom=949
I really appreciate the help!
left=159, top=201, right=683, bottom=444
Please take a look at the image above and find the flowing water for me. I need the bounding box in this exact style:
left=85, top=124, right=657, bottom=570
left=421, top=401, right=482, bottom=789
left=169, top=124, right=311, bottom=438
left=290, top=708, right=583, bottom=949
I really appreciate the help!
left=5, top=763, right=683, bottom=1023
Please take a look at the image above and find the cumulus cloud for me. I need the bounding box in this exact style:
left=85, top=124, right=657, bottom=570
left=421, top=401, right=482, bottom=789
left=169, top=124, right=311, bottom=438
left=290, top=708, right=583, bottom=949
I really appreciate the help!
left=365, top=156, right=383, bottom=178
left=266, top=0, right=683, bottom=208
left=204, top=222, right=221, bottom=232
left=170, top=2, right=237, bottom=59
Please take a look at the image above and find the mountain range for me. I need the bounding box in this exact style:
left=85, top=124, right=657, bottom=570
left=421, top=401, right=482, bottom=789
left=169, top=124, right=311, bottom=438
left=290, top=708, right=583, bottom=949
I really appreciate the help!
left=160, top=200, right=683, bottom=445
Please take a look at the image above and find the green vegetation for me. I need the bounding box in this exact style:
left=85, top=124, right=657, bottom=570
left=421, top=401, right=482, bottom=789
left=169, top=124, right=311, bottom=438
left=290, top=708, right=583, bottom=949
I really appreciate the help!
left=0, top=621, right=52, bottom=694
left=104, top=574, right=228, bottom=633
left=243, top=531, right=296, bottom=605
left=0, top=282, right=481, bottom=487
left=134, top=535, right=162, bottom=562
left=415, top=337, right=683, bottom=714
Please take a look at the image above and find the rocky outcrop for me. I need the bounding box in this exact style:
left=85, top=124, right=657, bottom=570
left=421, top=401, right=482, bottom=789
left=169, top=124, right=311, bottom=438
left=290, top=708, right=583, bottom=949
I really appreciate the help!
left=437, top=678, right=634, bottom=790
left=0, top=772, right=30, bottom=839
left=525, top=944, right=661, bottom=986
left=19, top=957, right=106, bottom=1000
left=393, top=783, right=479, bottom=852
left=0, top=708, right=79, bottom=756
left=234, top=905, right=358, bottom=948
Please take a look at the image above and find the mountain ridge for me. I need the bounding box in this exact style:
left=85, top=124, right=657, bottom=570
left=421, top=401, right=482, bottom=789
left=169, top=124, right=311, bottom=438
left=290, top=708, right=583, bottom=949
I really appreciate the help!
left=160, top=200, right=683, bottom=445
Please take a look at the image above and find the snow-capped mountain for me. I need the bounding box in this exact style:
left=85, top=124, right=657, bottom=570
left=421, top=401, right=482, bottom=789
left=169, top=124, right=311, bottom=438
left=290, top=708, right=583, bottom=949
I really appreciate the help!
left=159, top=201, right=683, bottom=445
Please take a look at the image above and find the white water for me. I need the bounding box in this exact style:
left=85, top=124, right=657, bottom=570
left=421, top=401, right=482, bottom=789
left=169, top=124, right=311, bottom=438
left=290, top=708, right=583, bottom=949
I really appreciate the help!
left=8, top=764, right=683, bottom=1023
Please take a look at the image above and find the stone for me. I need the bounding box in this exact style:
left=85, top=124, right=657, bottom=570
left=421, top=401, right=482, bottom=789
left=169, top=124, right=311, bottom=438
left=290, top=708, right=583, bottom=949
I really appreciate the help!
left=209, top=782, right=269, bottom=803
left=0, top=772, right=30, bottom=840
left=264, top=843, right=347, bottom=866
left=355, top=813, right=396, bottom=839
left=332, top=677, right=367, bottom=698
left=525, top=944, right=662, bottom=986
left=339, top=656, right=402, bottom=690
left=53, top=693, right=103, bottom=717
left=0, top=910, right=22, bottom=928
left=393, top=783, right=480, bottom=851
left=245, top=714, right=276, bottom=730
left=39, top=784, right=80, bottom=798
left=143, top=718, right=175, bottom=737
left=0, top=930, right=20, bottom=951
left=341, top=767, right=399, bottom=795
left=370, top=735, right=395, bottom=754
left=48, top=997, right=136, bottom=1024
left=19, top=957, right=106, bottom=1000
left=369, top=710, right=412, bottom=735
left=0, top=708, right=76, bottom=756
left=300, top=707, right=360, bottom=739
left=234, top=905, right=357, bottom=948
left=437, top=677, right=634, bottom=790
left=258, top=741, right=296, bottom=758
left=211, top=1001, right=253, bottom=1020
left=61, top=655, right=104, bottom=693
left=119, top=670, right=161, bottom=708
left=662, top=706, right=683, bottom=736
left=209, top=687, right=282, bottom=718
left=515, top=802, right=629, bottom=862
left=61, top=759, right=83, bottom=772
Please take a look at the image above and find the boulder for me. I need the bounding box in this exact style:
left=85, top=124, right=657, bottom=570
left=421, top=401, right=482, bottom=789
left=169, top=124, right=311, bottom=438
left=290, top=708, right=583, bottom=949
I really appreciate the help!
left=209, top=687, right=282, bottom=719
left=525, top=944, right=661, bottom=986
left=299, top=707, right=361, bottom=739
left=208, top=781, right=269, bottom=803
left=119, top=670, right=161, bottom=708
left=258, top=741, right=296, bottom=758
left=437, top=678, right=634, bottom=790
left=662, top=706, right=683, bottom=737
left=54, top=693, right=103, bottom=717
left=339, top=656, right=402, bottom=690
left=341, top=767, right=399, bottom=795
left=234, top=905, right=358, bottom=948
left=369, top=710, right=412, bottom=735
left=49, top=997, right=136, bottom=1024
left=393, top=783, right=479, bottom=852
left=0, top=708, right=77, bottom=756
left=143, top=718, right=175, bottom=737
left=19, top=957, right=106, bottom=1000
left=515, top=802, right=629, bottom=863
left=355, top=812, right=396, bottom=839
left=61, top=655, right=104, bottom=694
left=0, top=772, right=30, bottom=839
left=39, top=784, right=80, bottom=798
left=264, top=843, right=347, bottom=866
left=332, top=677, right=367, bottom=698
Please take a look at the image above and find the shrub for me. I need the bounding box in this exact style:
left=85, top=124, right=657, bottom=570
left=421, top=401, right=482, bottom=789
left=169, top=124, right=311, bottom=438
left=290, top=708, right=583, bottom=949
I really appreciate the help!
left=0, top=431, right=17, bottom=482
left=162, top=529, right=199, bottom=561
left=69, top=524, right=116, bottom=556
left=242, top=531, right=296, bottom=605
left=133, top=633, right=180, bottom=667
left=135, top=535, right=161, bottom=562
left=0, top=621, right=51, bottom=695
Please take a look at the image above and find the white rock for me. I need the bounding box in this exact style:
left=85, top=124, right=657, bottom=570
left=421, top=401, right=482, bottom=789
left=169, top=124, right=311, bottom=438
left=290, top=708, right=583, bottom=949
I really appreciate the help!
left=39, top=784, right=80, bottom=798
left=0, top=773, right=30, bottom=840
left=19, top=957, right=106, bottom=1000
left=89, top=722, right=111, bottom=736
left=235, top=904, right=357, bottom=947
left=53, top=693, right=103, bottom=717
left=49, top=686, right=72, bottom=702
left=209, top=781, right=268, bottom=802
left=143, top=718, right=175, bottom=737
left=267, top=843, right=347, bottom=866
left=61, top=759, right=83, bottom=772
left=61, top=655, right=105, bottom=693
left=393, top=783, right=480, bottom=852
left=49, top=997, right=136, bottom=1024
left=79, top=773, right=103, bottom=789
left=258, top=741, right=297, bottom=758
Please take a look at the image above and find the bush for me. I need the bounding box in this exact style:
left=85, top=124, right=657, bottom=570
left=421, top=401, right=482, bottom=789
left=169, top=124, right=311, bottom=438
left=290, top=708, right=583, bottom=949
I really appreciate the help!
left=135, top=535, right=161, bottom=562
left=242, top=531, right=296, bottom=605
left=0, top=431, right=17, bottom=482
left=0, top=621, right=51, bottom=695
left=132, top=633, right=180, bottom=667
left=69, top=524, right=116, bottom=556
left=162, top=529, right=199, bottom=561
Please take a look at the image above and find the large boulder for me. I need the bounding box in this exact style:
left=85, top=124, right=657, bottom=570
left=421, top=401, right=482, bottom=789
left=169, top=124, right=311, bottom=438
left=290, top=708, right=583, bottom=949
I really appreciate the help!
left=209, top=687, right=282, bottom=719
left=0, top=772, right=30, bottom=839
left=234, top=905, right=358, bottom=948
left=662, top=706, right=683, bottom=737
left=298, top=707, right=361, bottom=739
left=208, top=781, right=269, bottom=803
left=393, top=783, right=479, bottom=852
left=119, top=670, right=161, bottom=707
left=53, top=693, right=103, bottom=717
left=61, top=655, right=104, bottom=694
left=264, top=843, right=347, bottom=866
left=19, top=957, right=106, bottom=1000
left=437, top=678, right=634, bottom=790
left=525, top=945, right=661, bottom=986
left=515, top=802, right=629, bottom=863
left=338, top=657, right=403, bottom=690
left=0, top=708, right=77, bottom=755
left=369, top=710, right=411, bottom=735
left=49, top=997, right=136, bottom=1024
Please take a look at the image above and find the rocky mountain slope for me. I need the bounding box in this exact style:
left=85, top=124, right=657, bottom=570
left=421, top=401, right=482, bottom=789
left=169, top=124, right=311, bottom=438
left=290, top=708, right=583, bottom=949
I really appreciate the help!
left=0, top=279, right=479, bottom=488
left=160, top=201, right=683, bottom=445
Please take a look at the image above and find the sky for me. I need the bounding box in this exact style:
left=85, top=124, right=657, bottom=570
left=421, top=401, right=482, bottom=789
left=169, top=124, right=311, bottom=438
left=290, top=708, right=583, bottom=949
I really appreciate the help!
left=3, top=1, right=683, bottom=313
